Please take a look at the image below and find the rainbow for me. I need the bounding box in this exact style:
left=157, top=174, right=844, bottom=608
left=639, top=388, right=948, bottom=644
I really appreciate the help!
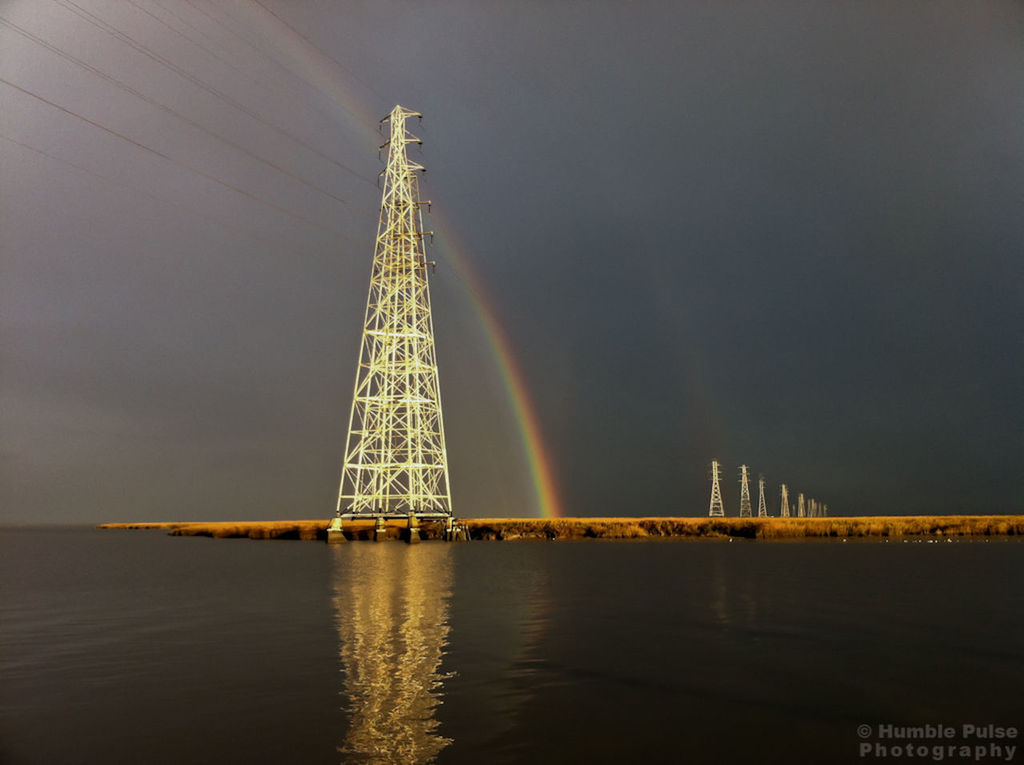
left=430, top=215, right=566, bottom=519
left=228, top=2, right=565, bottom=517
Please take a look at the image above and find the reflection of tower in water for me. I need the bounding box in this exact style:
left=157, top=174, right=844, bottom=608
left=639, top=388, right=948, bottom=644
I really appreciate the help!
left=332, top=545, right=453, bottom=763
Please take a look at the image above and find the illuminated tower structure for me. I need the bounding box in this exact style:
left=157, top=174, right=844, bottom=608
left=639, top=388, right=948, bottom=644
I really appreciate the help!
left=332, top=105, right=453, bottom=525
left=757, top=475, right=767, bottom=517
left=797, top=493, right=806, bottom=518
left=738, top=465, right=752, bottom=518
left=780, top=484, right=790, bottom=518
left=708, top=460, right=725, bottom=517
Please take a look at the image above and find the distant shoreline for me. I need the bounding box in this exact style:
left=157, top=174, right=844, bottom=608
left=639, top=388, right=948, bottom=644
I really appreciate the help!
left=96, top=516, right=1024, bottom=541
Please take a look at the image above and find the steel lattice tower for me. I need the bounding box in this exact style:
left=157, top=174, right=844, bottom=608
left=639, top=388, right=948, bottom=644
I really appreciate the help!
left=797, top=493, right=806, bottom=518
left=757, top=475, right=768, bottom=517
left=738, top=465, right=752, bottom=517
left=780, top=484, right=790, bottom=517
left=708, top=460, right=725, bottom=517
left=334, top=105, right=452, bottom=520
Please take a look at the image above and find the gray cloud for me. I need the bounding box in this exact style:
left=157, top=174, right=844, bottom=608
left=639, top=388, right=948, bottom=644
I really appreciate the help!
left=1, top=0, right=1021, bottom=522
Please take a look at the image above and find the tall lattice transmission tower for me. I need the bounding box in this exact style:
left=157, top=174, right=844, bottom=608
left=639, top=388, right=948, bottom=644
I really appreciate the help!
left=708, top=460, right=725, bottom=517
left=334, top=105, right=453, bottom=521
left=797, top=493, right=806, bottom=518
left=738, top=465, right=752, bottom=517
left=780, top=484, right=790, bottom=517
left=757, top=475, right=767, bottom=517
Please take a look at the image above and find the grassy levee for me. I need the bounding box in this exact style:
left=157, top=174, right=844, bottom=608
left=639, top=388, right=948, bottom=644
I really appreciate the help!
left=97, top=521, right=327, bottom=540
left=96, top=519, right=447, bottom=541
left=465, top=516, right=1024, bottom=540
left=97, top=515, right=1024, bottom=541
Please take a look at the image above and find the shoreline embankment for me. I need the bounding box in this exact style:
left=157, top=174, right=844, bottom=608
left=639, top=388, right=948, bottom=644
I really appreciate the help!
left=96, top=516, right=1024, bottom=542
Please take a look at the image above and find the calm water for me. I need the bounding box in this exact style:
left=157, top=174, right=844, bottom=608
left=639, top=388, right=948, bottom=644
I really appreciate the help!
left=1, top=528, right=1022, bottom=764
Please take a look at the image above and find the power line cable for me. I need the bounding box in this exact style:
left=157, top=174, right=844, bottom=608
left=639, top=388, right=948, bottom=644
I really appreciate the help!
left=0, top=131, right=354, bottom=254
left=0, top=15, right=378, bottom=223
left=179, top=0, right=324, bottom=98
left=247, top=0, right=389, bottom=105
left=0, top=76, right=349, bottom=238
left=132, top=0, right=367, bottom=166
left=51, top=0, right=377, bottom=188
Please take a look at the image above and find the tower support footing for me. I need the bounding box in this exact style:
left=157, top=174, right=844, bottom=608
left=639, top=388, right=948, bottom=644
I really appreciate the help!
left=327, top=516, right=346, bottom=544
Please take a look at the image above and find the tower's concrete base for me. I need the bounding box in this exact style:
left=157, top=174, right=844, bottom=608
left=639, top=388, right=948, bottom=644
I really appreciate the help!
left=325, top=515, right=458, bottom=542
left=326, top=516, right=346, bottom=544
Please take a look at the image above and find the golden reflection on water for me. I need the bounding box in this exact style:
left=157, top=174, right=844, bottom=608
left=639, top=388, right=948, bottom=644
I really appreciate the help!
left=331, top=544, right=453, bottom=764
left=710, top=554, right=759, bottom=629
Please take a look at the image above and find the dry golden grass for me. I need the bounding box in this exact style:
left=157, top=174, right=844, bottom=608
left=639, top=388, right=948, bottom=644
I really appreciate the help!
left=98, top=520, right=326, bottom=540
left=97, top=515, right=1024, bottom=541
left=97, top=519, right=446, bottom=541
left=464, top=515, right=1024, bottom=540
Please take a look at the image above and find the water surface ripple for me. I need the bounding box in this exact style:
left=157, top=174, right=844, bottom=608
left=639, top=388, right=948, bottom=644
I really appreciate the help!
left=2, top=529, right=1022, bottom=763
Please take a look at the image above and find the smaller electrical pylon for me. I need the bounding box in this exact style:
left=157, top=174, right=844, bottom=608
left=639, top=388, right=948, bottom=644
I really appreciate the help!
left=823, top=503, right=829, bottom=517
left=739, top=465, right=752, bottom=517
left=708, top=460, right=725, bottom=517
left=757, top=475, right=768, bottom=517
left=780, top=484, right=790, bottom=517
left=797, top=493, right=806, bottom=518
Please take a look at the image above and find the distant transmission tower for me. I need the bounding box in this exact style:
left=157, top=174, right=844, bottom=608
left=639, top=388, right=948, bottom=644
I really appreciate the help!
left=797, top=493, right=806, bottom=518
left=823, top=503, right=829, bottom=517
left=334, top=105, right=452, bottom=521
left=708, top=460, right=725, bottom=517
left=757, top=475, right=767, bottom=517
left=780, top=484, right=790, bottom=517
left=739, top=465, right=752, bottom=517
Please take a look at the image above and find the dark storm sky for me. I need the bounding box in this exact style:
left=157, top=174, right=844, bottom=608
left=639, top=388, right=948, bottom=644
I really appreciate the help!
left=1, top=0, right=1021, bottom=522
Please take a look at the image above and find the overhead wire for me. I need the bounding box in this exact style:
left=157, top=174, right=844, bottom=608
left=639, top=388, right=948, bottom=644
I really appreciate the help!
left=0, top=15, right=379, bottom=224
left=0, top=76, right=355, bottom=239
left=180, top=0, right=323, bottom=97
left=132, top=0, right=369, bottom=172
left=178, top=0, right=381, bottom=126
left=247, top=0, right=389, bottom=105
left=0, top=132, right=360, bottom=254
left=51, top=0, right=378, bottom=188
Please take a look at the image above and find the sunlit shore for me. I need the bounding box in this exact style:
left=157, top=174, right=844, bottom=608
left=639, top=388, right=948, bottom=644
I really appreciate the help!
left=97, top=516, right=1023, bottom=541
